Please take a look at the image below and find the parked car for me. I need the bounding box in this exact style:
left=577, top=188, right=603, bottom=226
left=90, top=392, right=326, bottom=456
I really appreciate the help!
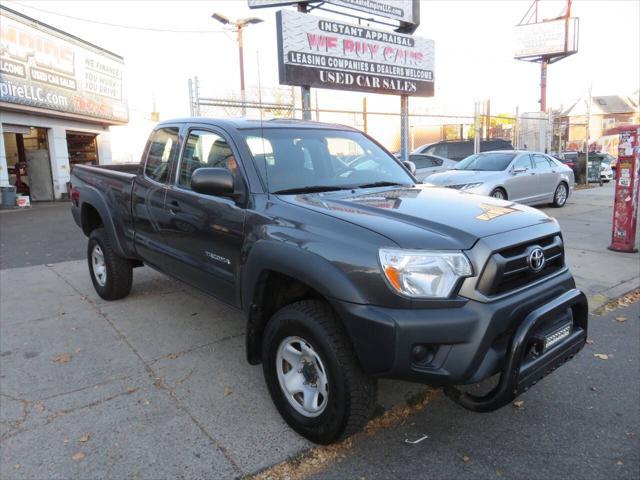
left=555, top=151, right=615, bottom=182
left=553, top=151, right=579, bottom=177
left=427, top=150, right=575, bottom=207
left=409, top=153, right=457, bottom=181
left=70, top=119, right=588, bottom=444
left=414, top=138, right=513, bottom=161
left=591, top=153, right=616, bottom=182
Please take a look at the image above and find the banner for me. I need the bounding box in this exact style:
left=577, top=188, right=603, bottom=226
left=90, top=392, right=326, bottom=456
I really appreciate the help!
left=0, top=6, right=128, bottom=124
left=276, top=9, right=434, bottom=96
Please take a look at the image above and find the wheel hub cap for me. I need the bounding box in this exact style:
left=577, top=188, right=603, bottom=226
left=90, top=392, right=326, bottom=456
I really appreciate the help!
left=276, top=336, right=329, bottom=418
left=91, top=245, right=107, bottom=287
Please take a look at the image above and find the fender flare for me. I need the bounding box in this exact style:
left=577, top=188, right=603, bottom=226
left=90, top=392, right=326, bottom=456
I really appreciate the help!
left=242, top=241, right=368, bottom=364
left=79, top=186, right=129, bottom=258
left=242, top=240, right=367, bottom=309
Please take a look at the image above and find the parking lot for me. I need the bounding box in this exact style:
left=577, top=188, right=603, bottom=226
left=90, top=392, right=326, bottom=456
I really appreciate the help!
left=1, top=182, right=638, bottom=479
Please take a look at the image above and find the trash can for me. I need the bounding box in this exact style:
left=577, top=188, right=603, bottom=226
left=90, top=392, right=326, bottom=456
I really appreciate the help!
left=1, top=186, right=17, bottom=207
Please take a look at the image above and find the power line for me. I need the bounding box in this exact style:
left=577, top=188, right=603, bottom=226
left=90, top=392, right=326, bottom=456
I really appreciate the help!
left=6, top=1, right=229, bottom=34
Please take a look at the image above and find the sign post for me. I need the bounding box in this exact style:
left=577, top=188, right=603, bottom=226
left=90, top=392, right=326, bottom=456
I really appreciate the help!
left=608, top=126, right=640, bottom=253
left=400, top=95, right=409, bottom=161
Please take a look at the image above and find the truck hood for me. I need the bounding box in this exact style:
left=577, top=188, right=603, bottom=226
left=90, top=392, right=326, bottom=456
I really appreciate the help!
left=426, top=169, right=503, bottom=186
left=279, top=185, right=556, bottom=250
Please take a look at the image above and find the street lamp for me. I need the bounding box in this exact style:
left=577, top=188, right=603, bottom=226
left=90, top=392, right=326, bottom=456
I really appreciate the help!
left=212, top=13, right=264, bottom=116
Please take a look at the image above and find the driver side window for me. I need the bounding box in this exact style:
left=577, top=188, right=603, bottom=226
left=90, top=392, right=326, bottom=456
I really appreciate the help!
left=177, top=130, right=239, bottom=190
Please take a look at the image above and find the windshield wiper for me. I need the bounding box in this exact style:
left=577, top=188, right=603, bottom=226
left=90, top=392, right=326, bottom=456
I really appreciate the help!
left=272, top=185, right=351, bottom=195
left=356, top=181, right=406, bottom=189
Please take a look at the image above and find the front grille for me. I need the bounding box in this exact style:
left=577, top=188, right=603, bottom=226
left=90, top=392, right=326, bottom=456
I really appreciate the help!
left=477, top=234, right=565, bottom=296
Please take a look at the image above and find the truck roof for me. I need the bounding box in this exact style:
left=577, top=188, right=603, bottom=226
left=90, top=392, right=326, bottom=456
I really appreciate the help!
left=157, top=117, right=360, bottom=132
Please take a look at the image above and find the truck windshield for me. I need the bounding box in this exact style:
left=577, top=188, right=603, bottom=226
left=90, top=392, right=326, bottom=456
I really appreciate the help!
left=241, top=128, right=413, bottom=194
left=454, top=152, right=516, bottom=171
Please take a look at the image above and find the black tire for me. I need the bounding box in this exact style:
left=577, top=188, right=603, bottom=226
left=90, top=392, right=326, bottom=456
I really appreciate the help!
left=552, top=182, right=568, bottom=208
left=490, top=187, right=507, bottom=200
left=87, top=228, right=133, bottom=300
left=262, top=300, right=377, bottom=444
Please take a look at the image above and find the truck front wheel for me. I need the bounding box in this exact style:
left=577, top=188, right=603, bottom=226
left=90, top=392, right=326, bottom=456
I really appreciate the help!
left=87, top=228, right=132, bottom=300
left=262, top=300, right=377, bottom=444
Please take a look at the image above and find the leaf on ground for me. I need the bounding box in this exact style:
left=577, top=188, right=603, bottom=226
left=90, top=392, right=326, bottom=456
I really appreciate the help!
left=594, top=353, right=609, bottom=360
left=224, top=386, right=232, bottom=396
left=586, top=339, right=594, bottom=345
left=79, top=433, right=91, bottom=443
left=166, top=352, right=182, bottom=360
left=52, top=353, right=72, bottom=364
left=71, top=452, right=86, bottom=461
left=75, top=348, right=82, bottom=353
left=462, top=455, right=470, bottom=463
left=14, top=464, right=20, bottom=470
left=616, top=460, right=624, bottom=465
left=615, top=316, right=626, bottom=323
left=513, top=400, right=525, bottom=408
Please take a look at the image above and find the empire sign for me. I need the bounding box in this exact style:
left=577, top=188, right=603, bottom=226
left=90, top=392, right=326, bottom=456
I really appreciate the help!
left=276, top=9, right=434, bottom=96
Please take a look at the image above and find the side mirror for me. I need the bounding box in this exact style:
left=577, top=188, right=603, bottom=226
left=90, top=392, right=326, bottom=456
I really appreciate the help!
left=191, top=167, right=234, bottom=196
left=403, top=160, right=417, bottom=175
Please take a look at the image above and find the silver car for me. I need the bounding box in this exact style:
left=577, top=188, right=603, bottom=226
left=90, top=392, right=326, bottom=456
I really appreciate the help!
left=410, top=153, right=458, bottom=182
left=425, top=150, right=575, bottom=207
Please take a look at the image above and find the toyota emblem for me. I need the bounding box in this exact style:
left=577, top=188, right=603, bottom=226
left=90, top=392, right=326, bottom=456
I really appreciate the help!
left=528, top=247, right=545, bottom=272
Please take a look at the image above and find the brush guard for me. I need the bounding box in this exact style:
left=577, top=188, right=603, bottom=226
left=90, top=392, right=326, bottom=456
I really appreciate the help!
left=444, top=289, right=588, bottom=412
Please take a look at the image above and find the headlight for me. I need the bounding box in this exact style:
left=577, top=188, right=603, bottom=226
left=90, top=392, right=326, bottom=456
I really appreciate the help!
left=448, top=182, right=484, bottom=190
left=378, top=248, right=472, bottom=298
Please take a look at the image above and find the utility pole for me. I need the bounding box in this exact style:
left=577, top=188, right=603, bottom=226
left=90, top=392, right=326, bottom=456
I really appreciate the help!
left=485, top=99, right=491, bottom=140
left=212, top=12, right=263, bottom=117
left=585, top=84, right=592, bottom=183
left=474, top=101, right=482, bottom=154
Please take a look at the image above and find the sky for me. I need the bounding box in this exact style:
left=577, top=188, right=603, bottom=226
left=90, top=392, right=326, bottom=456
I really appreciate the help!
left=2, top=0, right=639, bottom=158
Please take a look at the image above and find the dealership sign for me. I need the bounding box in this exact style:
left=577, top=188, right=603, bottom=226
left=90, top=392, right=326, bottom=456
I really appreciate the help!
left=276, top=9, right=434, bottom=96
left=0, top=7, right=128, bottom=124
left=514, top=18, right=579, bottom=59
left=250, top=0, right=419, bottom=26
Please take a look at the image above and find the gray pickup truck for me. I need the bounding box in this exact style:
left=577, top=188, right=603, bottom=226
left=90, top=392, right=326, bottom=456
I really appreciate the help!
left=70, top=118, right=588, bottom=444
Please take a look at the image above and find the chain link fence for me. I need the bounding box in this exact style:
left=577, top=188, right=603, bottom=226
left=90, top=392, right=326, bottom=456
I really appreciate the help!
left=189, top=77, right=546, bottom=153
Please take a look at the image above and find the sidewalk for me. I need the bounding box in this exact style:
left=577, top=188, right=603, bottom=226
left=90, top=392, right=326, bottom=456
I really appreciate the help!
left=539, top=182, right=639, bottom=309
left=1, top=183, right=638, bottom=479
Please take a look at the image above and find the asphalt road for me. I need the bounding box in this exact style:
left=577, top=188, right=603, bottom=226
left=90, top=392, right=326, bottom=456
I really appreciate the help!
left=312, top=302, right=640, bottom=480
left=0, top=202, right=86, bottom=270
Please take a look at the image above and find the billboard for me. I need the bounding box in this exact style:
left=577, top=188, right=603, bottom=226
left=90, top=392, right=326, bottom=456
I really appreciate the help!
left=249, top=0, right=419, bottom=25
left=276, top=9, right=434, bottom=96
left=514, top=18, right=579, bottom=59
left=0, top=6, right=128, bottom=124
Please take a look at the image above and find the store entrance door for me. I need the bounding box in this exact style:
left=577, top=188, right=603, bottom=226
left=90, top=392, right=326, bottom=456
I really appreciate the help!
left=2, top=125, right=54, bottom=201
left=66, top=131, right=98, bottom=166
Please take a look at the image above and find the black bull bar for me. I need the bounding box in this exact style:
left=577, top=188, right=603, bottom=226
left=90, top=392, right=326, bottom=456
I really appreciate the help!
left=444, top=289, right=589, bottom=412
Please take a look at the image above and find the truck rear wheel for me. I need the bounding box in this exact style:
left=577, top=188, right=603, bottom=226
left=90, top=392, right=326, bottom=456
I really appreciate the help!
left=262, top=300, right=377, bottom=444
left=87, top=228, right=132, bottom=300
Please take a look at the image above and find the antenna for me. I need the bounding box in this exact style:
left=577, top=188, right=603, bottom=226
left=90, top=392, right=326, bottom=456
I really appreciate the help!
left=256, top=49, right=270, bottom=199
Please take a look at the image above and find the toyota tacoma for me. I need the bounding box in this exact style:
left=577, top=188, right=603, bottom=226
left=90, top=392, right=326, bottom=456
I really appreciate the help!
left=70, top=118, right=588, bottom=444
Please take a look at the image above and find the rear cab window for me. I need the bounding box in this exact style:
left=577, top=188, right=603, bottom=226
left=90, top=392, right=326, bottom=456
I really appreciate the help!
left=144, top=127, right=180, bottom=184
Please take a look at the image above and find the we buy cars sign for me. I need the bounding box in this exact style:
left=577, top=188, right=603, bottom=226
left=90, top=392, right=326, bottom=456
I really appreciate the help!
left=276, top=9, right=434, bottom=96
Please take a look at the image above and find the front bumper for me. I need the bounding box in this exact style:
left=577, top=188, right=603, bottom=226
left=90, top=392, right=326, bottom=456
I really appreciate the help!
left=332, top=269, right=588, bottom=395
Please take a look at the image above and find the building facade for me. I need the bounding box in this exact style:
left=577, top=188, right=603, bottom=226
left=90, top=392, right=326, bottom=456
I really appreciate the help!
left=0, top=6, right=128, bottom=201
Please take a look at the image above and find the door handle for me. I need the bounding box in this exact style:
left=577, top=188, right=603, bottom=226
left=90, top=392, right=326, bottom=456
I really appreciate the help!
left=168, top=200, right=181, bottom=214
